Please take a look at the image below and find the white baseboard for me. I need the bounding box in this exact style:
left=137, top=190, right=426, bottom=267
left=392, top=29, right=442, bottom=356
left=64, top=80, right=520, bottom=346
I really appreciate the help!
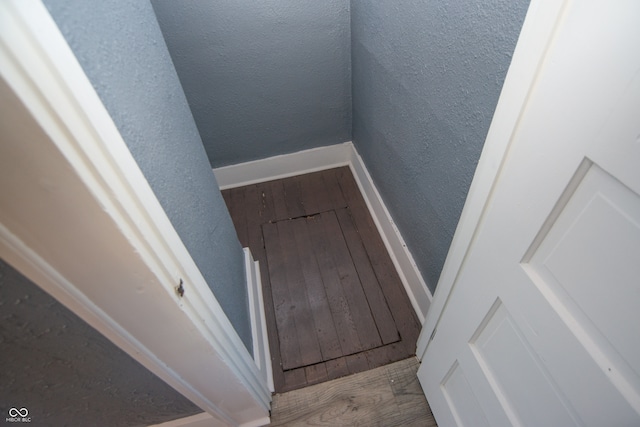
left=213, top=143, right=352, bottom=190
left=244, top=248, right=274, bottom=393
left=346, top=148, right=432, bottom=323
left=214, top=142, right=432, bottom=323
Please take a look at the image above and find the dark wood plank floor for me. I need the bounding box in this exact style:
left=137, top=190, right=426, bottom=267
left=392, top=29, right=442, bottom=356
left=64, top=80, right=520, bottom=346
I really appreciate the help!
left=222, top=167, right=421, bottom=392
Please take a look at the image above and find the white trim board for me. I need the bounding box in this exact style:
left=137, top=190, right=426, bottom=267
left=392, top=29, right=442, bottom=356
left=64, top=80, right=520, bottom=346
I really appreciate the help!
left=214, top=143, right=352, bottom=190
left=244, top=248, right=274, bottom=393
left=214, top=142, right=432, bottom=323
left=0, top=2, right=271, bottom=426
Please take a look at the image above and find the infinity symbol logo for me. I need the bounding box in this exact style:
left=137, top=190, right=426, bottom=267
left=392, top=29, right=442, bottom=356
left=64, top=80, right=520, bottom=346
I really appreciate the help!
left=8, top=407, right=28, bottom=417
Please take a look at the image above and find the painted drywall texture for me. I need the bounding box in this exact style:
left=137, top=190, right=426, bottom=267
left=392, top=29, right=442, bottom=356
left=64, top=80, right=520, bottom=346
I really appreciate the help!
left=351, top=0, right=530, bottom=293
left=0, top=258, right=202, bottom=425
left=42, top=0, right=253, bottom=353
left=151, top=0, right=352, bottom=167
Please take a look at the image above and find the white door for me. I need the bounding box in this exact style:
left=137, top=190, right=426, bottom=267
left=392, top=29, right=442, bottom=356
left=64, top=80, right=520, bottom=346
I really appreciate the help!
left=417, top=1, right=640, bottom=426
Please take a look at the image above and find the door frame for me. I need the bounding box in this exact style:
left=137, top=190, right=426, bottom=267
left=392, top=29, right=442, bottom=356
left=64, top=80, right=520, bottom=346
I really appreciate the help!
left=416, top=0, right=569, bottom=359
left=0, top=2, right=270, bottom=426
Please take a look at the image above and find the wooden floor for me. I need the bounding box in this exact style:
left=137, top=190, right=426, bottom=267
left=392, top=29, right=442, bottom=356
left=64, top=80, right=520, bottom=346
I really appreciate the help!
left=222, top=167, right=421, bottom=392
left=269, top=357, right=438, bottom=426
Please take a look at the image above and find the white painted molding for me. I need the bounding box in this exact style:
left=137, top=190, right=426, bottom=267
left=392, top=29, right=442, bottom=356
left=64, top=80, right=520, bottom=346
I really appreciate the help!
left=213, top=143, right=352, bottom=190
left=244, top=248, right=274, bottom=393
left=415, top=0, right=569, bottom=359
left=347, top=148, right=432, bottom=323
left=0, top=2, right=271, bottom=426
left=213, top=142, right=432, bottom=323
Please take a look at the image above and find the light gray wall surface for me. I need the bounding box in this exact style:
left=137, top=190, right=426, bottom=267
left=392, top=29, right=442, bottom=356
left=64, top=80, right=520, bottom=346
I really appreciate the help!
left=151, top=0, right=352, bottom=167
left=0, top=258, right=202, bottom=425
left=351, top=0, right=530, bottom=293
left=42, top=0, right=252, bottom=352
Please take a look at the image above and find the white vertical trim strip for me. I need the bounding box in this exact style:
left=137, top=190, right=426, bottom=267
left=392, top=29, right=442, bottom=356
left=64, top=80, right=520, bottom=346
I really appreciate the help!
left=246, top=249, right=260, bottom=366
left=253, top=259, right=275, bottom=393
left=244, top=248, right=274, bottom=393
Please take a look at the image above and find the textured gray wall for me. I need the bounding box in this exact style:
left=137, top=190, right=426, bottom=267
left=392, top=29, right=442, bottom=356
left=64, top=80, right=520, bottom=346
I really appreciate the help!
left=151, top=0, right=352, bottom=167
left=351, top=0, right=530, bottom=293
left=0, top=258, right=202, bottom=425
left=42, top=0, right=252, bottom=352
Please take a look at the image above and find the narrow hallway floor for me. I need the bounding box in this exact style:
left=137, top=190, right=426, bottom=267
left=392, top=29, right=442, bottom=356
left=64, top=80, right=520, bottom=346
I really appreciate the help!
left=222, top=167, right=420, bottom=392
left=269, top=357, right=437, bottom=426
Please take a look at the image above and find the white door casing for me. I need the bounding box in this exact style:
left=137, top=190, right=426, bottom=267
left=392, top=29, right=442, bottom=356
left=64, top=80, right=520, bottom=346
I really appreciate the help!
left=418, top=1, right=640, bottom=426
left=0, top=2, right=271, bottom=426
